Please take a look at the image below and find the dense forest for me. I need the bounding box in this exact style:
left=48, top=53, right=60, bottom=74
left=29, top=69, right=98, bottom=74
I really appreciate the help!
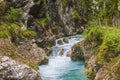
left=0, top=0, right=120, bottom=80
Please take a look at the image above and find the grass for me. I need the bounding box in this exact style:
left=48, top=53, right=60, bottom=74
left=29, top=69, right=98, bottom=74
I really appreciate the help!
left=5, top=7, right=23, bottom=22
left=0, top=22, right=38, bottom=70
left=0, top=38, right=39, bottom=70
left=84, top=27, right=120, bottom=64
left=0, top=22, right=36, bottom=43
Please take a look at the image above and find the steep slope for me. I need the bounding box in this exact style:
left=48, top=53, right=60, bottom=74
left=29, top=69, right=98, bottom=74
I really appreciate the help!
left=71, top=27, right=120, bottom=80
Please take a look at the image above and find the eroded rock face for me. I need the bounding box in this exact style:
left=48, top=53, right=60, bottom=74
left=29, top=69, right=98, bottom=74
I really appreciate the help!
left=48, top=0, right=84, bottom=36
left=0, top=56, right=42, bottom=80
left=17, top=43, right=48, bottom=65
left=94, top=58, right=120, bottom=80
left=75, top=41, right=100, bottom=79
left=13, top=0, right=34, bottom=29
left=76, top=40, right=120, bottom=80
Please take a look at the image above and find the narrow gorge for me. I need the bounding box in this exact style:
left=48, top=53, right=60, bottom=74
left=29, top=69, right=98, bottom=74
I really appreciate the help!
left=0, top=0, right=120, bottom=80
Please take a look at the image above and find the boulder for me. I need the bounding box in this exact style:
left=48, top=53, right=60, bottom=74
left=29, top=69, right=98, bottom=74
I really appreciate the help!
left=0, top=56, right=42, bottom=80
left=71, top=42, right=84, bottom=61
left=63, top=38, right=69, bottom=43
left=59, top=48, right=64, bottom=56
left=57, top=40, right=63, bottom=45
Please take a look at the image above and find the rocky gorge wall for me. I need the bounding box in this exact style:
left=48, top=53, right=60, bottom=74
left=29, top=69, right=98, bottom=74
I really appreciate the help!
left=28, top=0, right=86, bottom=53
left=0, top=0, right=86, bottom=53
left=71, top=27, right=120, bottom=80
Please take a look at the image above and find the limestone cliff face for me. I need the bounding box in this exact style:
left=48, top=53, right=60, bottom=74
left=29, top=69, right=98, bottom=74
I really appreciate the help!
left=48, top=0, right=84, bottom=36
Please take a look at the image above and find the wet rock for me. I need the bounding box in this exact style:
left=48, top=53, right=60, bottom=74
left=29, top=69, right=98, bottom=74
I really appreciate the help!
left=40, top=56, right=48, bottom=65
left=0, top=56, right=42, bottom=80
left=66, top=50, right=72, bottom=57
left=57, top=40, right=63, bottom=45
left=59, top=48, right=64, bottom=56
left=71, top=42, right=84, bottom=61
left=63, top=38, right=69, bottom=43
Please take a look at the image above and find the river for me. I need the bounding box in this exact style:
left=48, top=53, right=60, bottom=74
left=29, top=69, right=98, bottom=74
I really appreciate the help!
left=39, top=35, right=89, bottom=80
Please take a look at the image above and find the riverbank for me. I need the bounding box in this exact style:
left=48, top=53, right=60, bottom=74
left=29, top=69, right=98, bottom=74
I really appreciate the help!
left=71, top=27, right=120, bottom=80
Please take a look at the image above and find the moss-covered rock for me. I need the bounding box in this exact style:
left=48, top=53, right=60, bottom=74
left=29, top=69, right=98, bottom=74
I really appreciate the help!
left=71, top=42, right=84, bottom=61
left=80, top=27, right=120, bottom=79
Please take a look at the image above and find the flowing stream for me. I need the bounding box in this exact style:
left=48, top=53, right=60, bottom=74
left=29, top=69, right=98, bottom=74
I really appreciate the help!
left=39, top=35, right=89, bottom=80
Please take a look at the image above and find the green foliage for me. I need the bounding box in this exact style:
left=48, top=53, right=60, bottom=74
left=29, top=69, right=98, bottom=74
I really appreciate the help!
left=97, top=28, right=120, bottom=63
left=0, top=24, right=10, bottom=38
left=61, top=0, right=67, bottom=7
left=0, top=22, right=36, bottom=42
left=0, top=1, right=7, bottom=16
left=5, top=7, right=23, bottom=22
left=84, top=27, right=120, bottom=64
left=84, top=26, right=105, bottom=46
left=102, top=29, right=120, bottom=51
left=118, top=0, right=120, bottom=6
left=73, top=9, right=81, bottom=20
left=38, top=18, right=49, bottom=27
left=20, top=29, right=37, bottom=39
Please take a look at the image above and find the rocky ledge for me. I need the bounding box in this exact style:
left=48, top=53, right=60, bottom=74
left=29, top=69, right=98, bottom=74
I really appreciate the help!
left=0, top=56, right=41, bottom=80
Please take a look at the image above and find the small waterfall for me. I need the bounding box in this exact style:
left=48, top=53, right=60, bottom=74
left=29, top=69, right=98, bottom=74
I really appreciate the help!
left=53, top=35, right=83, bottom=56
left=39, top=35, right=89, bottom=80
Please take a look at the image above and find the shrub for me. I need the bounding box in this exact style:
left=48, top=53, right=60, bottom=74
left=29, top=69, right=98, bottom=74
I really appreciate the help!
left=84, top=26, right=105, bottom=46
left=0, top=22, right=36, bottom=43
left=97, top=28, right=120, bottom=63
left=5, top=7, right=23, bottom=22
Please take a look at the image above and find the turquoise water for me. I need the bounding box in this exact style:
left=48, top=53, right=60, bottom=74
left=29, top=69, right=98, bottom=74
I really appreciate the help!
left=39, top=35, right=89, bottom=80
